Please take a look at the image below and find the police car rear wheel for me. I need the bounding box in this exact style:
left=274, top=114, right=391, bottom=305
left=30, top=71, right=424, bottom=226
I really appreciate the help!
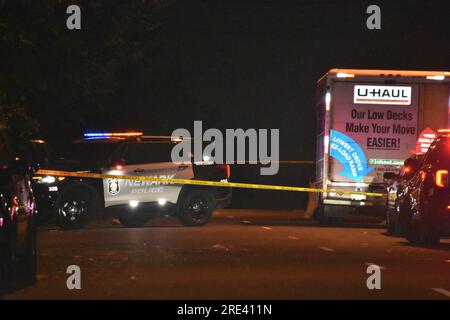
left=178, top=190, right=214, bottom=227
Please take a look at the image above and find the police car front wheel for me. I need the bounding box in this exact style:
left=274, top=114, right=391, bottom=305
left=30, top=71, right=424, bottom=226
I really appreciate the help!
left=56, top=188, right=96, bottom=229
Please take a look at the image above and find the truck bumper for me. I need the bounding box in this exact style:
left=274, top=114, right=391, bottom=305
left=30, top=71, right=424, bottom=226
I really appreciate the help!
left=322, top=196, right=386, bottom=218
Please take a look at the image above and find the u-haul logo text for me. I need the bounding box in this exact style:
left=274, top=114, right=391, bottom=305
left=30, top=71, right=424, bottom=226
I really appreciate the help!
left=354, top=85, right=412, bottom=105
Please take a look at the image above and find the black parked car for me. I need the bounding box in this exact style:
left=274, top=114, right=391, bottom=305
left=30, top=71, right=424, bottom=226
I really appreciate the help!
left=394, top=132, right=450, bottom=245
left=384, top=154, right=424, bottom=236
left=0, top=126, right=38, bottom=294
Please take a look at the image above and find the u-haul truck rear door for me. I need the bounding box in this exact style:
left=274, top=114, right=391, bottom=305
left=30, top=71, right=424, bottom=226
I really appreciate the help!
left=329, top=81, right=419, bottom=184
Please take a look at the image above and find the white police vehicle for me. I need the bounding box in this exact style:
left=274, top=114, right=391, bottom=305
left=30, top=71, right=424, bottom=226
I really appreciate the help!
left=36, top=132, right=231, bottom=229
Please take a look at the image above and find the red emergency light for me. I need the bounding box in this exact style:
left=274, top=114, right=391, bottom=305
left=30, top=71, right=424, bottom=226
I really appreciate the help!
left=414, top=128, right=436, bottom=154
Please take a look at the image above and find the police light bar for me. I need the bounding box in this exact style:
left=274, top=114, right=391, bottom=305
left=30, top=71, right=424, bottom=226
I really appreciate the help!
left=84, top=132, right=143, bottom=138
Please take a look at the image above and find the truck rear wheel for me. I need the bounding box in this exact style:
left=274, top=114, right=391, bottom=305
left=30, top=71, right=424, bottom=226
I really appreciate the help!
left=315, top=204, right=344, bottom=226
left=178, top=189, right=214, bottom=226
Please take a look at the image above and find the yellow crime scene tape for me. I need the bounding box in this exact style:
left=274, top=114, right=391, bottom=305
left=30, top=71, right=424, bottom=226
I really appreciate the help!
left=36, top=169, right=384, bottom=197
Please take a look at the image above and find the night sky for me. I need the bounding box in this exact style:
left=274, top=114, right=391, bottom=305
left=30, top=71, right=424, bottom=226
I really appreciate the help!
left=3, top=0, right=450, bottom=160
left=108, top=0, right=450, bottom=160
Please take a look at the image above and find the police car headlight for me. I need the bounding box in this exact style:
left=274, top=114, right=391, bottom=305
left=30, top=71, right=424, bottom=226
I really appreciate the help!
left=35, top=175, right=56, bottom=184
left=129, top=200, right=139, bottom=208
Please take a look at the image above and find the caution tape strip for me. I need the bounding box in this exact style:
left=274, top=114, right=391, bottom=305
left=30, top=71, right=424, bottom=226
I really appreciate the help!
left=36, top=169, right=384, bottom=197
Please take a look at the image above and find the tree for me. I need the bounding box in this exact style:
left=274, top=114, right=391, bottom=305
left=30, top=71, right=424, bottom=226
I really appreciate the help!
left=0, top=0, right=174, bottom=140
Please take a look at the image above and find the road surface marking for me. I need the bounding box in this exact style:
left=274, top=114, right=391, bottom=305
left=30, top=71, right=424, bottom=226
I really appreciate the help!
left=364, top=262, right=386, bottom=270
left=227, top=216, right=234, bottom=219
left=445, top=260, right=450, bottom=263
left=432, top=288, right=450, bottom=298
left=262, top=226, right=272, bottom=230
left=241, top=220, right=251, bottom=224
left=288, top=236, right=299, bottom=240
left=319, top=246, right=335, bottom=252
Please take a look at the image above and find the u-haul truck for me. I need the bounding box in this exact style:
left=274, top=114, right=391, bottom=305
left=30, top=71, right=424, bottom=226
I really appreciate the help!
left=314, top=68, right=450, bottom=220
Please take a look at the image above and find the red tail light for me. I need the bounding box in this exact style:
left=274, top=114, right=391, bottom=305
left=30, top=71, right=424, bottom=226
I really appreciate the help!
left=218, top=164, right=230, bottom=178
left=0, top=217, right=4, bottom=228
left=435, top=170, right=448, bottom=187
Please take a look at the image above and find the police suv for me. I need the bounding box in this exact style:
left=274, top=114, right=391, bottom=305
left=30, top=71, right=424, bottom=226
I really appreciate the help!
left=35, top=132, right=232, bottom=229
left=395, top=130, right=450, bottom=245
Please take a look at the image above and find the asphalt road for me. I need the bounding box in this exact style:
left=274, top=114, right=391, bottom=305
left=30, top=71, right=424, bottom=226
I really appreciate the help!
left=5, top=209, right=450, bottom=299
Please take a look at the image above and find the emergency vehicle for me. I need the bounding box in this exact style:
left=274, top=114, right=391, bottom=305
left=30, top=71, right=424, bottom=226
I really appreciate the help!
left=35, top=132, right=232, bottom=229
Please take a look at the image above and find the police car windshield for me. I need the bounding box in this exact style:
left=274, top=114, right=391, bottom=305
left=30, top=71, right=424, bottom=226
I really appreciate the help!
left=67, top=140, right=120, bottom=168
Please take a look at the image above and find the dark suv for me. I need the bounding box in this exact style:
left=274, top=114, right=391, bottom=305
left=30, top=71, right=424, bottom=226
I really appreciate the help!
left=397, top=133, right=450, bottom=245
left=0, top=127, right=37, bottom=294
left=384, top=154, right=425, bottom=236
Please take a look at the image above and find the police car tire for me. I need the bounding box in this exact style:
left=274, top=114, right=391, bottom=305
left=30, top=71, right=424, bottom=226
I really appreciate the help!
left=178, top=189, right=214, bottom=227
left=56, top=188, right=95, bottom=230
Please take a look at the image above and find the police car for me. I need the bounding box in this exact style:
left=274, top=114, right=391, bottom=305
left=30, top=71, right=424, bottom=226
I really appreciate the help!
left=38, top=132, right=232, bottom=229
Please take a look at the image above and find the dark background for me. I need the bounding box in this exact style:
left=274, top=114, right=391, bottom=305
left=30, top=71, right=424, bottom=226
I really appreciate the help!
left=1, top=0, right=450, bottom=208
